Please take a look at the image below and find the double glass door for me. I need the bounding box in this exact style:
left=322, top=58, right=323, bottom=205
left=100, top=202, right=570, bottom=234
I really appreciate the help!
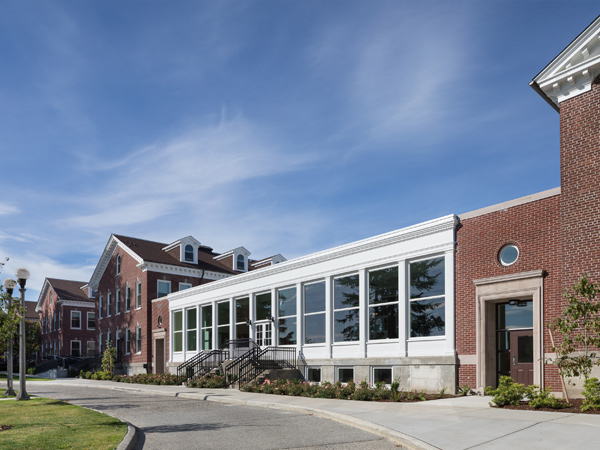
left=255, top=322, right=272, bottom=347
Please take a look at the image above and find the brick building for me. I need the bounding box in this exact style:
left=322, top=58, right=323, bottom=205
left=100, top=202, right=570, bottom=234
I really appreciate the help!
left=35, top=278, right=96, bottom=358
left=88, top=234, right=281, bottom=375
left=455, top=15, right=600, bottom=395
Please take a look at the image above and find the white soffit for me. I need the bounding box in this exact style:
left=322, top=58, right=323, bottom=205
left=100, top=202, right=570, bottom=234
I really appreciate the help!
left=532, top=15, right=600, bottom=108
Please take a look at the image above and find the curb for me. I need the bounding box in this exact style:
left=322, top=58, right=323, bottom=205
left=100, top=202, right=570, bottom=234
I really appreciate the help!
left=116, top=422, right=137, bottom=450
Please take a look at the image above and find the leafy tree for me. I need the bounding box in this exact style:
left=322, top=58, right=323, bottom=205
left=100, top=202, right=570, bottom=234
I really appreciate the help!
left=549, top=274, right=600, bottom=384
left=101, top=341, right=117, bottom=375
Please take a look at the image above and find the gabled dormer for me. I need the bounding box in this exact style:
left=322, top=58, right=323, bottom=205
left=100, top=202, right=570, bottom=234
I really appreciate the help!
left=162, top=236, right=203, bottom=265
left=250, top=254, right=287, bottom=270
left=214, top=246, right=251, bottom=272
left=531, top=15, right=600, bottom=110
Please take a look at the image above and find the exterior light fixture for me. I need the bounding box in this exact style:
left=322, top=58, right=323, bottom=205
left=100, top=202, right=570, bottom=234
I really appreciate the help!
left=2, top=278, right=17, bottom=397
left=15, top=267, right=30, bottom=401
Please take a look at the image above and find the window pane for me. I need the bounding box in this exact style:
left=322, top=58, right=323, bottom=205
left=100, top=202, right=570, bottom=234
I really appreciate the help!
left=334, top=275, right=359, bottom=309
left=236, top=323, right=250, bottom=340
left=202, top=329, right=212, bottom=350
left=410, top=298, right=445, bottom=337
left=305, top=313, right=325, bottom=344
left=278, top=287, right=296, bottom=317
left=410, top=257, right=445, bottom=299
left=256, top=293, right=271, bottom=321
left=338, top=368, right=354, bottom=383
left=174, top=311, right=183, bottom=332
left=157, top=281, right=171, bottom=298
left=218, top=325, right=230, bottom=348
left=174, top=332, right=182, bottom=352
left=236, top=298, right=249, bottom=323
left=218, top=302, right=230, bottom=326
left=201, top=305, right=212, bottom=328
left=369, top=304, right=398, bottom=340
left=305, top=282, right=325, bottom=314
left=307, top=368, right=321, bottom=383
left=518, top=335, right=533, bottom=363
left=334, top=310, right=359, bottom=342
left=497, top=302, right=533, bottom=329
left=369, top=267, right=398, bottom=305
left=187, top=308, right=197, bottom=330
left=373, top=368, right=392, bottom=384
left=187, top=330, right=197, bottom=351
left=278, top=317, right=296, bottom=345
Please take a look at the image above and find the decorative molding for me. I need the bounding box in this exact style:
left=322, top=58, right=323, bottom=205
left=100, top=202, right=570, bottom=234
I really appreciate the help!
left=459, top=188, right=560, bottom=220
left=473, top=269, right=544, bottom=286
left=59, top=300, right=95, bottom=309
left=168, top=215, right=456, bottom=302
left=532, top=16, right=600, bottom=108
left=89, top=235, right=143, bottom=288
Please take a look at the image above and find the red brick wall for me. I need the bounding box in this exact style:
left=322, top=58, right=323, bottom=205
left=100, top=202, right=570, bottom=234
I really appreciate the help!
left=455, top=194, right=562, bottom=388
left=560, top=77, right=600, bottom=287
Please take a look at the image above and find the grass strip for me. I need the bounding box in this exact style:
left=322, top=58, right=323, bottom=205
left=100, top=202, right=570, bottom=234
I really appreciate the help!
left=0, top=397, right=126, bottom=449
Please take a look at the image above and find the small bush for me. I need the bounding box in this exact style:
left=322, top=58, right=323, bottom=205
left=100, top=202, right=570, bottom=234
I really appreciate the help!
left=187, top=373, right=227, bottom=389
left=485, top=376, right=532, bottom=407
left=528, top=386, right=567, bottom=409
left=27, top=367, right=36, bottom=375
left=582, top=377, right=600, bottom=412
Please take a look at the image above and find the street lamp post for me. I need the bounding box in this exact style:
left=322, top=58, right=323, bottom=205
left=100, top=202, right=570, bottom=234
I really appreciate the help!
left=15, top=267, right=30, bottom=401
left=2, top=278, right=17, bottom=397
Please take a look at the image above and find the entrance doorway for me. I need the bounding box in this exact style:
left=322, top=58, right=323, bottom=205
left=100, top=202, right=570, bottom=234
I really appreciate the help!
left=496, top=301, right=534, bottom=386
left=155, top=338, right=165, bottom=374
left=255, top=322, right=272, bottom=347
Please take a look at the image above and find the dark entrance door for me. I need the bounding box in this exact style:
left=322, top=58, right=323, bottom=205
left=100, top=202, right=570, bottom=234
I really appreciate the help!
left=510, top=330, right=534, bottom=385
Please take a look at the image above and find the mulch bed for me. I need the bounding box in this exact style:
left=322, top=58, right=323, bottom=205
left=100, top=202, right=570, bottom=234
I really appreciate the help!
left=501, top=398, right=600, bottom=414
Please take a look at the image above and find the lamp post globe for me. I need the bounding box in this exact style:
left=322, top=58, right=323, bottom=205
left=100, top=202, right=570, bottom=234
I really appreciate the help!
left=2, top=278, right=17, bottom=397
left=14, top=268, right=30, bottom=401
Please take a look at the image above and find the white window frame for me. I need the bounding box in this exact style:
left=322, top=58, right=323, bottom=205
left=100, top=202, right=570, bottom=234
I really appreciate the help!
left=107, top=292, right=112, bottom=317
left=303, top=280, right=326, bottom=345
left=99, top=295, right=104, bottom=319
left=336, top=366, right=354, bottom=383
left=157, top=280, right=171, bottom=299
left=367, top=264, right=400, bottom=342
left=408, top=255, right=446, bottom=340
left=277, top=286, right=297, bottom=346
left=135, top=326, right=142, bottom=354
left=125, top=285, right=131, bottom=312
left=70, top=340, right=82, bottom=357
left=116, top=254, right=121, bottom=275
left=136, top=282, right=142, bottom=309
left=306, top=367, right=322, bottom=384
left=87, top=311, right=96, bottom=330
left=179, top=282, right=192, bottom=291
left=372, top=366, right=393, bottom=386
left=71, top=311, right=82, bottom=330
left=116, top=288, right=121, bottom=315
left=125, top=328, right=131, bottom=355
left=333, top=273, right=360, bottom=343
left=173, top=310, right=183, bottom=353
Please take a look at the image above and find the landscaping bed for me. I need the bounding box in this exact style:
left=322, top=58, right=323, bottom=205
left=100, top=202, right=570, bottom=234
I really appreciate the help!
left=500, top=398, right=599, bottom=414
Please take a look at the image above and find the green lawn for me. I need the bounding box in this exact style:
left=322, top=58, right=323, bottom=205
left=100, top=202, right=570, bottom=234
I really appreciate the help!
left=0, top=374, right=54, bottom=382
left=0, top=397, right=127, bottom=449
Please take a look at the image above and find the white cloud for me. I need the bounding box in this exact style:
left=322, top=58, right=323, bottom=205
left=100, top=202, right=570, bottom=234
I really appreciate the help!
left=0, top=203, right=20, bottom=216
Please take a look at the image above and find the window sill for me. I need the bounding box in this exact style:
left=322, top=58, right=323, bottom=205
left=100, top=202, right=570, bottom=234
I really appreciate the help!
left=367, top=339, right=400, bottom=344
left=331, top=341, right=360, bottom=346
left=407, top=336, right=446, bottom=342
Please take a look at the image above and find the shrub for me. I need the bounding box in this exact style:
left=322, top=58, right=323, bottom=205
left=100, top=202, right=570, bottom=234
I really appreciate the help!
left=528, top=386, right=567, bottom=409
left=187, top=373, right=227, bottom=389
left=582, top=377, right=600, bottom=411
left=485, top=376, right=532, bottom=407
left=27, top=367, right=36, bottom=375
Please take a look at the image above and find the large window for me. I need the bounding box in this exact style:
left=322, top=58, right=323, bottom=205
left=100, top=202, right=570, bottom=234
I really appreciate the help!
left=99, top=332, right=103, bottom=354
left=87, top=312, right=96, bottom=330
left=58, top=309, right=61, bottom=329
left=157, top=280, right=171, bottom=298
left=368, top=266, right=399, bottom=340
left=187, top=308, right=197, bottom=352
left=99, top=295, right=104, bottom=319
left=278, top=287, right=296, bottom=345
left=201, top=305, right=213, bottom=350
left=333, top=275, right=359, bottom=342
left=217, top=301, right=230, bottom=348
left=235, top=297, right=250, bottom=340
left=71, top=340, right=81, bottom=357
left=409, top=256, right=445, bottom=337
left=116, top=254, right=121, bottom=275
left=107, top=292, right=112, bottom=316
left=304, top=282, right=325, bottom=344
left=71, top=311, right=81, bottom=329
left=173, top=311, right=183, bottom=352
left=116, top=289, right=121, bottom=315
left=136, top=282, right=142, bottom=309
left=255, top=292, right=271, bottom=321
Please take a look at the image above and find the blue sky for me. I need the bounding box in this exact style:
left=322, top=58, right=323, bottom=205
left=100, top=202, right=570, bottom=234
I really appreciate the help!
left=0, top=1, right=597, bottom=300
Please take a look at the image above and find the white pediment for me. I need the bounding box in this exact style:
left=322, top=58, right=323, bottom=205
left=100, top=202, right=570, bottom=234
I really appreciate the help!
left=532, top=15, right=600, bottom=109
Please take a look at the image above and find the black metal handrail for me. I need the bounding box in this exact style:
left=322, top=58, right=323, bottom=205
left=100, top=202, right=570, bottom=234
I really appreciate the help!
left=176, top=349, right=230, bottom=384
left=231, top=346, right=297, bottom=386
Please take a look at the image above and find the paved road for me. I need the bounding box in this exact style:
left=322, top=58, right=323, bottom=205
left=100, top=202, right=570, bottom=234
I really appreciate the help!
left=26, top=383, right=401, bottom=450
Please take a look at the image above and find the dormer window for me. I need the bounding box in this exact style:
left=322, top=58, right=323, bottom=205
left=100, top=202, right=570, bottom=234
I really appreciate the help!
left=184, top=244, right=194, bottom=262
left=116, top=255, right=121, bottom=275
left=236, top=254, right=245, bottom=271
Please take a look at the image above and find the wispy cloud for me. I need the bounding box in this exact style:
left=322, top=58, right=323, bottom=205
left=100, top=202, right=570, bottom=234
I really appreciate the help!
left=0, top=203, right=20, bottom=216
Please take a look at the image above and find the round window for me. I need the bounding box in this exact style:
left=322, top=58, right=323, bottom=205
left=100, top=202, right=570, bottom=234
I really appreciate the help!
left=499, top=244, right=519, bottom=266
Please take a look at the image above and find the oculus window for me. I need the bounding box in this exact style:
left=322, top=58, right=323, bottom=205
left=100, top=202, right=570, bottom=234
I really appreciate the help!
left=499, top=244, right=519, bottom=266
left=409, top=257, right=445, bottom=338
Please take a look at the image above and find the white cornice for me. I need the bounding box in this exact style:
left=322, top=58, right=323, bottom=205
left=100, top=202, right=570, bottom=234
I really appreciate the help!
left=532, top=16, right=600, bottom=108
left=137, top=262, right=231, bottom=281
left=35, top=279, right=52, bottom=313
left=168, top=215, right=457, bottom=302
left=59, top=300, right=95, bottom=309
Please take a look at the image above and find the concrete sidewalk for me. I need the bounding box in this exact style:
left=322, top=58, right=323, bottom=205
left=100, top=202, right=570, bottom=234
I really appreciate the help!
left=27, top=378, right=600, bottom=449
